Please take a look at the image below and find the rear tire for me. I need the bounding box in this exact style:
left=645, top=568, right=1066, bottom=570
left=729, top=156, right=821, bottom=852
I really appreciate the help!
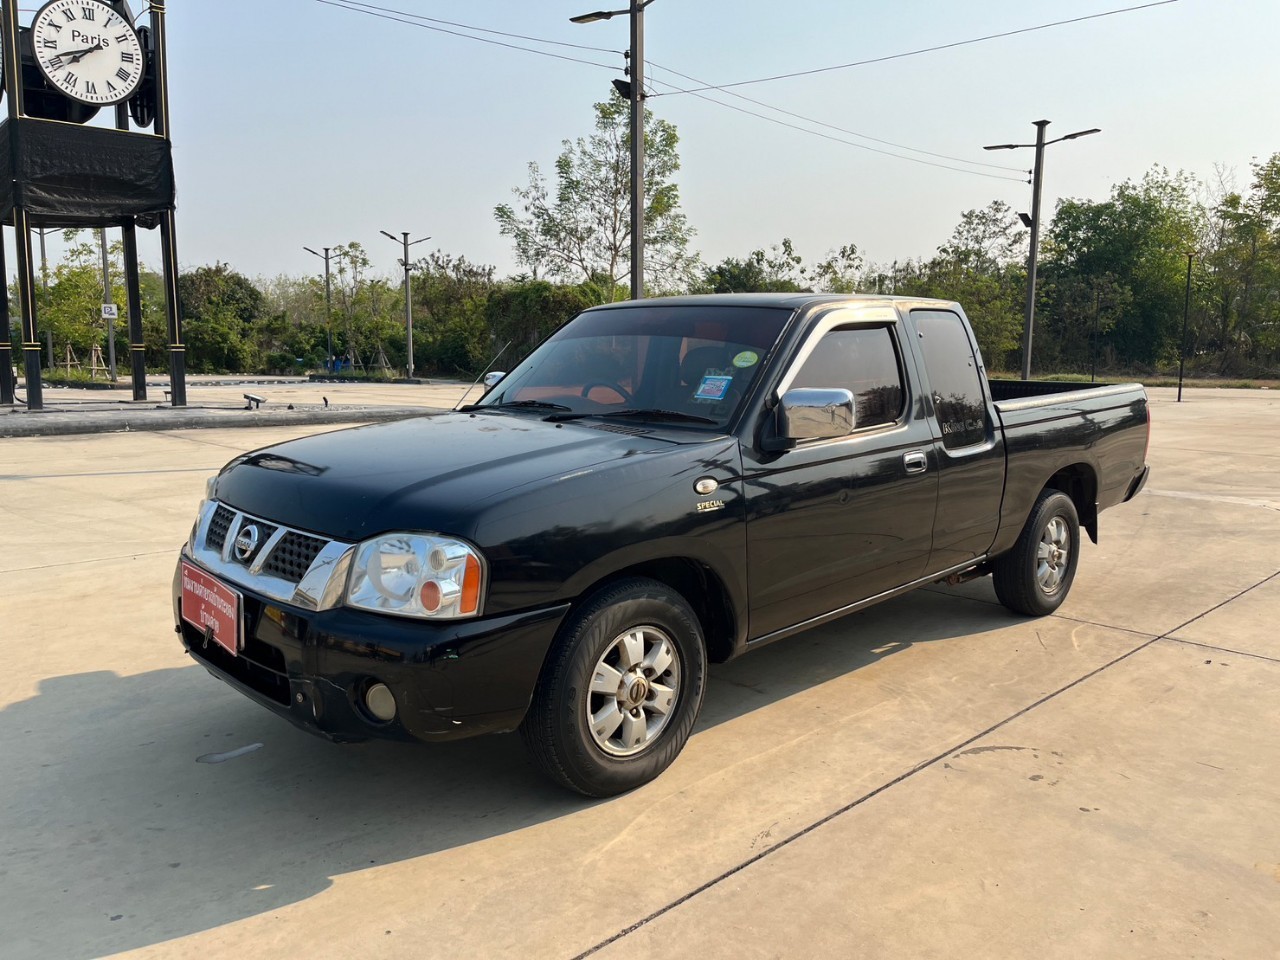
left=992, top=489, right=1080, bottom=617
left=520, top=578, right=707, bottom=797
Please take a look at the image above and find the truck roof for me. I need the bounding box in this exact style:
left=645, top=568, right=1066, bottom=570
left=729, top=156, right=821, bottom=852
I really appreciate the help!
left=584, top=292, right=959, bottom=311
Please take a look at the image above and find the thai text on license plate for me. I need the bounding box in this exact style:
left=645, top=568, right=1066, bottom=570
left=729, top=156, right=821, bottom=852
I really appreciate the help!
left=180, top=562, right=242, bottom=656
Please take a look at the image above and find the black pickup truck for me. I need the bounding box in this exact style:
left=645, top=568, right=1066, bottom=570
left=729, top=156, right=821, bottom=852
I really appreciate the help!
left=175, top=294, right=1149, bottom=796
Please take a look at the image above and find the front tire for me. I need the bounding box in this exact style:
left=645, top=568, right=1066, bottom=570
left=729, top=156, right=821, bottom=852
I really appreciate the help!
left=520, top=578, right=707, bottom=797
left=992, top=488, right=1080, bottom=616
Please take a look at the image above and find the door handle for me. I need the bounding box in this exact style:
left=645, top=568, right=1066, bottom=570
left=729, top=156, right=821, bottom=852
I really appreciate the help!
left=903, top=451, right=928, bottom=474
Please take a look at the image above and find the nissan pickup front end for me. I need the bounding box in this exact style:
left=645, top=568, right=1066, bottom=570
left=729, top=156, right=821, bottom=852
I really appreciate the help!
left=175, top=492, right=571, bottom=745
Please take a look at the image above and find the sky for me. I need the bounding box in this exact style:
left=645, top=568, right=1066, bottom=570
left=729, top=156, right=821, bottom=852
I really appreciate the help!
left=24, top=0, right=1280, bottom=286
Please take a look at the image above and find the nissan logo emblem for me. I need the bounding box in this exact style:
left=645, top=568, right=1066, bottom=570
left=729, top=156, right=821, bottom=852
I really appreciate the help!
left=233, top=524, right=260, bottom=563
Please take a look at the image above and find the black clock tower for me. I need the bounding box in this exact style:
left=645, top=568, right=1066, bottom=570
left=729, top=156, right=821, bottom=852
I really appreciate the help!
left=0, top=0, right=185, bottom=411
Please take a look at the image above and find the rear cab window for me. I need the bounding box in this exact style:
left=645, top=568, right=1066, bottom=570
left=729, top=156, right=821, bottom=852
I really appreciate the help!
left=912, top=309, right=991, bottom=450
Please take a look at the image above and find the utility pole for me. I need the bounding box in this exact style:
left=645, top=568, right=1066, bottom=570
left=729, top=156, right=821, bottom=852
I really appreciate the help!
left=37, top=227, right=50, bottom=290
left=1091, top=288, right=1100, bottom=383
left=304, top=246, right=335, bottom=370
left=380, top=230, right=430, bottom=379
left=1022, top=120, right=1048, bottom=381
left=571, top=0, right=655, bottom=300
left=985, top=120, right=1100, bottom=379
left=100, top=228, right=117, bottom=381
left=1178, top=252, right=1194, bottom=402
left=628, top=1, right=645, bottom=300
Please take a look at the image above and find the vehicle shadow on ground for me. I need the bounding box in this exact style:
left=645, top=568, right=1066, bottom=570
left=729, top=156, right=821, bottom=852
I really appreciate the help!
left=0, top=588, right=1015, bottom=959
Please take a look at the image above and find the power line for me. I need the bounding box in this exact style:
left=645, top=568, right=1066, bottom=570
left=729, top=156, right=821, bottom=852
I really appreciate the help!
left=332, top=0, right=620, bottom=55
left=309, top=0, right=1023, bottom=182
left=646, top=60, right=1026, bottom=175
left=311, top=0, right=622, bottom=72
left=647, top=75, right=1027, bottom=184
left=655, top=1, right=1180, bottom=96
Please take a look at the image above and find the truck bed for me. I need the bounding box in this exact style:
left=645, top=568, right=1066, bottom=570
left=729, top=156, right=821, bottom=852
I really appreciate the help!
left=988, top=379, right=1146, bottom=429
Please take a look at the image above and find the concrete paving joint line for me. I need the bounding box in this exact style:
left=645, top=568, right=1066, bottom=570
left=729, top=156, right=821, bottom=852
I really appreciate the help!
left=1164, top=635, right=1280, bottom=666
left=572, top=566, right=1280, bottom=960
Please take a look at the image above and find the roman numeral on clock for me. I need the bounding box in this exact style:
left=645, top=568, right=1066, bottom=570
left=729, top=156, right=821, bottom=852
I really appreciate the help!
left=62, top=10, right=76, bottom=23
left=81, top=6, right=95, bottom=20
left=48, top=55, right=65, bottom=70
left=85, top=80, right=97, bottom=95
left=65, top=70, right=79, bottom=86
left=116, top=67, right=131, bottom=81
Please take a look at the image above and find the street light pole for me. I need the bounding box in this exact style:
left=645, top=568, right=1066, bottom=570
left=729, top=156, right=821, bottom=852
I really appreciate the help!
left=380, top=230, right=431, bottom=379
left=1091, top=287, right=1100, bottom=383
left=985, top=120, right=1100, bottom=380
left=1021, top=120, right=1048, bottom=381
left=1178, top=251, right=1194, bottom=403
left=303, top=246, right=334, bottom=371
left=629, top=2, right=644, bottom=300
left=572, top=0, right=655, bottom=300
left=100, top=228, right=117, bottom=381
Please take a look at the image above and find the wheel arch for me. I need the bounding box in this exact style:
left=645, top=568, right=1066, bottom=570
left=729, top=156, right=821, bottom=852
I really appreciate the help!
left=1045, top=462, right=1099, bottom=543
left=566, top=557, right=739, bottom=664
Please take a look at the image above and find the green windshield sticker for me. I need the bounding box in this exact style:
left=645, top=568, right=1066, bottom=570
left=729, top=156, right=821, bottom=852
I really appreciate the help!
left=732, top=351, right=759, bottom=368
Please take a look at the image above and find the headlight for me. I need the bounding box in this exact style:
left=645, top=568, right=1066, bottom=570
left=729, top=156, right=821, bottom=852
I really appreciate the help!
left=345, top=533, right=485, bottom=620
left=205, top=474, right=218, bottom=500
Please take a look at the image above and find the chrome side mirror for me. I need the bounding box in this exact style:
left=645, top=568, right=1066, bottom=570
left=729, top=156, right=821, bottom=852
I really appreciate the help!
left=482, top=371, right=506, bottom=389
left=778, top=387, right=856, bottom=441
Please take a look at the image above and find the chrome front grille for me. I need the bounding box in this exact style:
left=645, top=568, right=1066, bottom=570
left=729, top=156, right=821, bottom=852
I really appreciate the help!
left=188, top=500, right=354, bottom=610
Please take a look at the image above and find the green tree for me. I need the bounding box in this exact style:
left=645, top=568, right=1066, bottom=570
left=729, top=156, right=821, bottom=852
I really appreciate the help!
left=865, top=203, right=1026, bottom=368
left=927, top=201, right=1027, bottom=368
left=495, top=91, right=698, bottom=297
left=483, top=279, right=595, bottom=366
left=257, top=273, right=331, bottom=370
left=177, top=263, right=266, bottom=372
left=701, top=238, right=845, bottom=293
left=1198, top=154, right=1280, bottom=371
left=410, top=252, right=498, bottom=373
left=1041, top=168, right=1200, bottom=367
left=811, top=244, right=864, bottom=294
left=33, top=229, right=129, bottom=370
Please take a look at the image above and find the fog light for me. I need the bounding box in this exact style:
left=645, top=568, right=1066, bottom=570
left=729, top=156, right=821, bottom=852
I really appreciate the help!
left=364, top=683, right=397, bottom=722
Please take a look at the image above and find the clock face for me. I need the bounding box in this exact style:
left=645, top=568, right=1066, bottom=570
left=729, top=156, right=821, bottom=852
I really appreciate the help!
left=31, top=0, right=144, bottom=105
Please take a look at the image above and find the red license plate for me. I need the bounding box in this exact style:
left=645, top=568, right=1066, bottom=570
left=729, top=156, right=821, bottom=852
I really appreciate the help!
left=181, top=562, right=242, bottom=657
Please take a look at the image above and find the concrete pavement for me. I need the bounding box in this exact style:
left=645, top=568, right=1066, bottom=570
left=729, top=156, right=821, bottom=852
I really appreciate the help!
left=0, top=386, right=1276, bottom=959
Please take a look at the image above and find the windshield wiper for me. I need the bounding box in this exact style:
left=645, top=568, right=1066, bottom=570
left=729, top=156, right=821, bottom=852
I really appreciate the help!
left=548, top=408, right=718, bottom=425
left=472, top=399, right=574, bottom=413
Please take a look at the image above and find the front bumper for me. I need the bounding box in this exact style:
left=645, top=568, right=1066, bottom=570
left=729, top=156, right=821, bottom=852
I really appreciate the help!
left=173, top=558, right=569, bottom=744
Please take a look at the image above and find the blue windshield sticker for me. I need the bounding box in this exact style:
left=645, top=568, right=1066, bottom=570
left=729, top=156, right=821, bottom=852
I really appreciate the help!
left=694, top=375, right=733, bottom=401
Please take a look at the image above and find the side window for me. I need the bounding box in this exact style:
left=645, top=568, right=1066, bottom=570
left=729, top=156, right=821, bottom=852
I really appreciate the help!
left=791, top=326, right=904, bottom=430
left=913, top=310, right=989, bottom=450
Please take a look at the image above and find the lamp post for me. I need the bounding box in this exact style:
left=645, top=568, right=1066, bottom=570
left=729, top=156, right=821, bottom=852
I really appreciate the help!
left=100, top=229, right=117, bottom=381
left=380, top=231, right=431, bottom=379
left=303, top=246, right=335, bottom=372
left=985, top=120, right=1100, bottom=380
left=571, top=0, right=655, bottom=301
left=1177, top=251, right=1194, bottom=402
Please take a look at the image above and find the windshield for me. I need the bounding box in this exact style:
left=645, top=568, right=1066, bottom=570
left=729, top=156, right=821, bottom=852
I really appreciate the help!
left=477, top=303, right=793, bottom=429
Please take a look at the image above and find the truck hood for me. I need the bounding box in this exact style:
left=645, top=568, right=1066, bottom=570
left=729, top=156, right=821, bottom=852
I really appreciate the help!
left=212, top=411, right=726, bottom=541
